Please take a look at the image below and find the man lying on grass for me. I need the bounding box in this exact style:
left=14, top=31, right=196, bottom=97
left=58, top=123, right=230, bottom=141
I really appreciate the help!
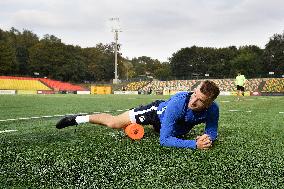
left=56, top=80, right=220, bottom=150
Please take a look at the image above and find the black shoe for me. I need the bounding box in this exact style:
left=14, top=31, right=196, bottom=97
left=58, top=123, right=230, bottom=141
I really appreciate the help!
left=56, top=115, right=78, bottom=129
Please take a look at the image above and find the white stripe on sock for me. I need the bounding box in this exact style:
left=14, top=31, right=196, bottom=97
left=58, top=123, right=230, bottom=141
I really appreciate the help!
left=75, top=115, right=90, bottom=124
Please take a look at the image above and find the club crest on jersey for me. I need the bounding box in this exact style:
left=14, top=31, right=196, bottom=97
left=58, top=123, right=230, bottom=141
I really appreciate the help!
left=139, top=116, right=145, bottom=122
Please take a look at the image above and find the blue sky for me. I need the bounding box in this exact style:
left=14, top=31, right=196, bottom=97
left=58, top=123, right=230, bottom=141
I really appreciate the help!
left=1, top=0, right=284, bottom=62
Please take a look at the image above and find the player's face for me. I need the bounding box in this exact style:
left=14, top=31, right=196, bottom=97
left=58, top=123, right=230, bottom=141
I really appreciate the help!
left=188, top=88, right=212, bottom=111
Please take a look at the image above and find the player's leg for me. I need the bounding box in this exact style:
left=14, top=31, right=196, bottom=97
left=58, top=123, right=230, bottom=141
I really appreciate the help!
left=56, top=111, right=131, bottom=129
left=89, top=111, right=131, bottom=129
left=56, top=100, right=163, bottom=130
left=236, top=88, right=240, bottom=101
left=239, top=86, right=245, bottom=100
left=241, top=86, right=245, bottom=96
left=129, top=100, right=163, bottom=131
left=237, top=85, right=241, bottom=101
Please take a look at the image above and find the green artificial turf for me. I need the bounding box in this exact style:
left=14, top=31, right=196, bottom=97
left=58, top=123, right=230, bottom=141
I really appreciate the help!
left=0, top=94, right=283, bottom=188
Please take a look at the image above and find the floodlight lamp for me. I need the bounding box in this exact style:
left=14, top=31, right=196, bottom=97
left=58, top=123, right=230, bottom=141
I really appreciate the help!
left=110, top=17, right=121, bottom=31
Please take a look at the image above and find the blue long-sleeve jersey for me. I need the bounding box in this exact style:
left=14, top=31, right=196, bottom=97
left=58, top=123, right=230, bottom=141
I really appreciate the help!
left=157, top=92, right=219, bottom=149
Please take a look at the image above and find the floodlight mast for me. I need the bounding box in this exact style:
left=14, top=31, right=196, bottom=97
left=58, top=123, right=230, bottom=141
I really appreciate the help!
left=110, top=17, right=122, bottom=84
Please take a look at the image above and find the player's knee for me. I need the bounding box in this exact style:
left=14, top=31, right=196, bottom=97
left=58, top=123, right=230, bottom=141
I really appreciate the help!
left=106, top=119, right=122, bottom=129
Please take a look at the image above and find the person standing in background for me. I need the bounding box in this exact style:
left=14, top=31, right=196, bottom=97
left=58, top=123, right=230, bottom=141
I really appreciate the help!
left=235, top=72, right=246, bottom=101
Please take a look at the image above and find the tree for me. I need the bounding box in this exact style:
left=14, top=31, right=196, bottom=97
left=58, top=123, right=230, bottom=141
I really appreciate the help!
left=121, top=60, right=134, bottom=80
left=56, top=45, right=86, bottom=82
left=29, top=36, right=87, bottom=82
left=6, top=28, right=39, bottom=75
left=263, top=32, right=284, bottom=77
left=82, top=43, right=115, bottom=82
left=169, top=47, right=194, bottom=79
left=154, top=62, right=172, bottom=80
left=131, top=57, right=147, bottom=77
left=129, top=56, right=164, bottom=80
left=208, top=46, right=238, bottom=78
left=29, top=36, right=63, bottom=78
left=0, top=29, right=16, bottom=75
left=228, top=46, right=263, bottom=78
left=2, top=26, right=283, bottom=82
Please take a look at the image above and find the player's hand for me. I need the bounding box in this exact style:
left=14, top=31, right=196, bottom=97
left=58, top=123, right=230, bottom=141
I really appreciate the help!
left=196, top=134, right=212, bottom=150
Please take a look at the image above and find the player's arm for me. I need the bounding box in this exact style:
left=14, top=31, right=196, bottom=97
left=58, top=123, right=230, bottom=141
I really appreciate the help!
left=159, top=96, right=197, bottom=149
left=160, top=125, right=197, bottom=149
left=160, top=123, right=212, bottom=149
left=194, top=105, right=219, bottom=150
left=204, top=103, right=219, bottom=142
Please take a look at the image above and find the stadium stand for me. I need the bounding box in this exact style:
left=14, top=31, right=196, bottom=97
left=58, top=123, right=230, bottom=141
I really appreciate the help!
left=0, top=76, right=87, bottom=92
left=40, top=78, right=87, bottom=92
left=262, top=78, right=284, bottom=92
left=1, top=76, right=283, bottom=95
left=125, top=81, right=150, bottom=91
left=121, top=78, right=284, bottom=94
left=246, top=78, right=266, bottom=92
left=141, top=80, right=199, bottom=93
left=211, top=79, right=235, bottom=92
left=0, top=76, right=51, bottom=90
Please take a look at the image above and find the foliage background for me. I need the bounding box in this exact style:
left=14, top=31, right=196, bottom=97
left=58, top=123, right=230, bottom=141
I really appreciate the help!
left=1, top=28, right=283, bottom=82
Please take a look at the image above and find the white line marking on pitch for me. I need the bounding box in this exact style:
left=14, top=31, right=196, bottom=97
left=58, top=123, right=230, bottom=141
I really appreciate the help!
left=31, top=116, right=41, bottom=119
left=279, top=112, right=284, bottom=114
left=18, top=117, right=30, bottom=120
left=228, top=110, right=252, bottom=113
left=0, top=130, right=18, bottom=134
left=78, top=112, right=88, bottom=115
left=42, top=116, right=53, bottom=118
left=220, top=101, right=230, bottom=103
